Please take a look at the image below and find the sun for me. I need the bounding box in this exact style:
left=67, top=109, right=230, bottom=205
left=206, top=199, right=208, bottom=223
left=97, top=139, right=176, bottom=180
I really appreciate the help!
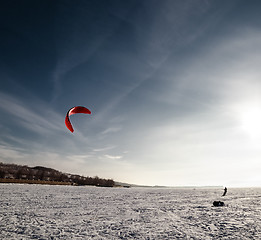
left=238, top=103, right=261, bottom=139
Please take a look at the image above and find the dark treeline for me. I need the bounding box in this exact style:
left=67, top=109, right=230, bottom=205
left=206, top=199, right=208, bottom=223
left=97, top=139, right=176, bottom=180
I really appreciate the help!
left=0, top=162, right=114, bottom=187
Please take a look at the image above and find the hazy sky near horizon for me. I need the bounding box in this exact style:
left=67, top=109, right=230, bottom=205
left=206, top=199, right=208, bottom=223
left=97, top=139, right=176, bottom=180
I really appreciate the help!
left=1, top=0, right=261, bottom=187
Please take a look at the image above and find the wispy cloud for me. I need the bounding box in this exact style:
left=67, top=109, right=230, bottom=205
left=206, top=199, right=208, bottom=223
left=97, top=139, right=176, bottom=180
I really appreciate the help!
left=92, top=146, right=116, bottom=152
left=104, top=154, right=123, bottom=160
left=0, top=92, right=63, bottom=135
left=0, top=145, right=27, bottom=162
left=101, top=127, right=122, bottom=135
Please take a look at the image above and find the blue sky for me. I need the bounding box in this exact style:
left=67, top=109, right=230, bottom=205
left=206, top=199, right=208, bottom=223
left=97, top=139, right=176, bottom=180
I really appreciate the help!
left=1, top=0, right=261, bottom=187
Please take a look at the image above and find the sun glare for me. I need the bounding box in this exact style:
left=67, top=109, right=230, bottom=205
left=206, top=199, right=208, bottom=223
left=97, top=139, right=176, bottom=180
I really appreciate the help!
left=238, top=104, right=261, bottom=139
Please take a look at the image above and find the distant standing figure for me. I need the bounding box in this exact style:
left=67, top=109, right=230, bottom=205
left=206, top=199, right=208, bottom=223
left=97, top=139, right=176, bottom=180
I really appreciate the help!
left=222, top=187, right=227, bottom=196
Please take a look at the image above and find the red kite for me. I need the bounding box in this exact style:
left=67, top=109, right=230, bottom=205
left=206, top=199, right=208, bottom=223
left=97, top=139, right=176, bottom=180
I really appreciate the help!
left=65, top=106, right=91, bottom=133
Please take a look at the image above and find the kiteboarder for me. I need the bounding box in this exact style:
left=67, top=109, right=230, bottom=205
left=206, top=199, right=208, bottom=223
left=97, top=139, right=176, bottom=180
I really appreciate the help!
left=222, top=187, right=227, bottom=196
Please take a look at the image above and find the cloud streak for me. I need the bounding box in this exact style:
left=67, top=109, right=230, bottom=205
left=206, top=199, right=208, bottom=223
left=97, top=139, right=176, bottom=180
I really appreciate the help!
left=0, top=92, right=63, bottom=134
left=104, top=154, right=123, bottom=160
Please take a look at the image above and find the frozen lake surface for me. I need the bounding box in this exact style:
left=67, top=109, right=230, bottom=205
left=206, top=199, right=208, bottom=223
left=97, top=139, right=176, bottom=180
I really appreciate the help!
left=1, top=184, right=261, bottom=239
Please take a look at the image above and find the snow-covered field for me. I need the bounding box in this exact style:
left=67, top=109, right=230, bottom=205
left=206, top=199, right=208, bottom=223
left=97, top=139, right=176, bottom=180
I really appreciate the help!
left=1, top=184, right=260, bottom=239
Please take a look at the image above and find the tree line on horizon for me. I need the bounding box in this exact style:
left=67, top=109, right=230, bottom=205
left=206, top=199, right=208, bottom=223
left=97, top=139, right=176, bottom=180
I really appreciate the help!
left=0, top=162, right=114, bottom=187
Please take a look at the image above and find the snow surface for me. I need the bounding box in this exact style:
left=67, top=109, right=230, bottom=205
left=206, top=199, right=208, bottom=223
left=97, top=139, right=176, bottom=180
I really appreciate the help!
left=1, top=184, right=261, bottom=239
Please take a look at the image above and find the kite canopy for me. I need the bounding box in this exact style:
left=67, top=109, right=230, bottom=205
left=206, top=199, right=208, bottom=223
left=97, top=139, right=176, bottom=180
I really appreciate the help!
left=65, top=106, right=91, bottom=133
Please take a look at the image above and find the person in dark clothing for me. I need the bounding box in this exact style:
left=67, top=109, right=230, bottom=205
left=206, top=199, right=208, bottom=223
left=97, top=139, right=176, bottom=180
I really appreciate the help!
left=222, top=187, right=227, bottom=196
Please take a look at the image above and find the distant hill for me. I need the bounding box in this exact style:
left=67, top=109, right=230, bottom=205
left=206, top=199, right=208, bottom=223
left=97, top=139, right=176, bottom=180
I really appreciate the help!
left=0, top=162, right=114, bottom=187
